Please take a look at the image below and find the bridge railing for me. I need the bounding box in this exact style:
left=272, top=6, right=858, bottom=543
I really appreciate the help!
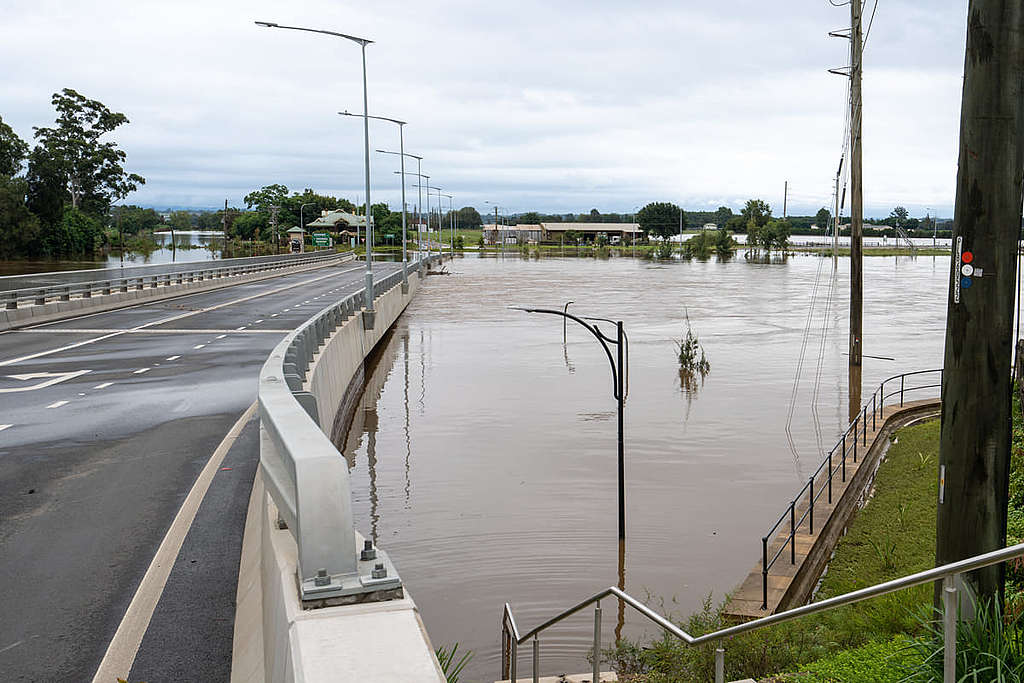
left=759, top=368, right=943, bottom=609
left=1, top=250, right=345, bottom=310
left=257, top=255, right=439, bottom=600
left=500, top=540, right=1020, bottom=683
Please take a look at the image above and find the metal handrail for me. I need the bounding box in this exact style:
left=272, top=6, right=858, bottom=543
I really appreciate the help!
left=759, top=368, right=943, bottom=608
left=501, top=541, right=1024, bottom=683
left=2, top=250, right=345, bottom=309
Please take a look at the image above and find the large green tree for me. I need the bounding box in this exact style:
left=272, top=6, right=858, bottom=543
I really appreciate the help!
left=713, top=206, right=733, bottom=228
left=0, top=116, right=29, bottom=177
left=457, top=206, right=483, bottom=229
left=815, top=207, right=832, bottom=229
left=637, top=201, right=686, bottom=239
left=0, top=175, right=41, bottom=258
left=31, top=88, right=144, bottom=216
left=741, top=199, right=772, bottom=228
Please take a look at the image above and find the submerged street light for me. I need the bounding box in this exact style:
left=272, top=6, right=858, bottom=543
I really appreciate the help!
left=255, top=20, right=378, bottom=321
left=378, top=147, right=423, bottom=282
left=514, top=307, right=629, bottom=541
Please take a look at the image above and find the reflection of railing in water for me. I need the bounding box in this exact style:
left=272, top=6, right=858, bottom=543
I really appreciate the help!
left=500, top=541, right=1024, bottom=683
left=759, top=368, right=943, bottom=610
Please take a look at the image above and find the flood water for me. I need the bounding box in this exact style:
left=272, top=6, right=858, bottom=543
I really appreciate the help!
left=339, top=252, right=951, bottom=681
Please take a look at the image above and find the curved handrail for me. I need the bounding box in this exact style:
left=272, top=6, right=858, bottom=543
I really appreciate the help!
left=502, top=541, right=1024, bottom=682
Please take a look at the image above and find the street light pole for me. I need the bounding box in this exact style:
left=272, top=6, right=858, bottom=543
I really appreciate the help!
left=255, top=21, right=376, bottom=320
left=300, top=202, right=315, bottom=251
left=515, top=307, right=629, bottom=541
left=378, top=147, right=423, bottom=287
left=440, top=193, right=454, bottom=258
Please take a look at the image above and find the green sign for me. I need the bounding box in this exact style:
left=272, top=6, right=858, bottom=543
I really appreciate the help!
left=312, top=232, right=330, bottom=246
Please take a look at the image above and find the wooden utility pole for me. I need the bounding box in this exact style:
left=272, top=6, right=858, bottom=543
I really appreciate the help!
left=849, top=0, right=864, bottom=370
left=936, top=0, right=1024, bottom=602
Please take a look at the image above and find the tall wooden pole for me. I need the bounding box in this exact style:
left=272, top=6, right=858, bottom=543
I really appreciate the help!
left=849, top=0, right=864, bottom=369
left=936, top=0, right=1024, bottom=603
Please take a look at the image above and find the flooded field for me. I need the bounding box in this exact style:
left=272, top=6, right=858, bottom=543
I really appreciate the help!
left=339, top=252, right=950, bottom=681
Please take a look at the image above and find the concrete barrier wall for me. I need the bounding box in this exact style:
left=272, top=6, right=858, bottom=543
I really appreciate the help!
left=232, top=261, right=446, bottom=683
left=0, top=253, right=353, bottom=332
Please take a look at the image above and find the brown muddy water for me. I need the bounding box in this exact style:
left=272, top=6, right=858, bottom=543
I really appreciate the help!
left=338, top=251, right=950, bottom=681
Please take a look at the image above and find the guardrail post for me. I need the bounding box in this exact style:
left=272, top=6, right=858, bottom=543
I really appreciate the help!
left=532, top=636, right=539, bottom=683
left=761, top=537, right=768, bottom=609
left=60, top=286, right=71, bottom=301
left=82, top=284, right=92, bottom=299
left=853, top=424, right=858, bottom=463
left=900, top=375, right=905, bottom=406
left=809, top=477, right=814, bottom=535
left=828, top=449, right=833, bottom=503
left=103, top=281, right=111, bottom=295
left=862, top=406, right=867, bottom=446
left=592, top=601, right=602, bottom=683
left=789, top=501, right=796, bottom=564
left=119, top=280, right=128, bottom=293
left=34, top=289, right=46, bottom=305
left=511, top=637, right=517, bottom=683
left=4, top=294, right=16, bottom=310
left=501, top=623, right=510, bottom=680
left=715, top=644, right=725, bottom=683
left=943, top=574, right=957, bottom=683
left=136, top=278, right=144, bottom=291
left=872, top=393, right=877, bottom=430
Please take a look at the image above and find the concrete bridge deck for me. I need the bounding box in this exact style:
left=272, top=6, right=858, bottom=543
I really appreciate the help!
left=0, top=257, right=407, bottom=681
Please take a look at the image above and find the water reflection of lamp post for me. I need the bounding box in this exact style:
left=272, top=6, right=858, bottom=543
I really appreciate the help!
left=515, top=307, right=629, bottom=541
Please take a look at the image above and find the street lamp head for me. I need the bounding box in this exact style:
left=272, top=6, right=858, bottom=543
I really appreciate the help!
left=254, top=21, right=279, bottom=27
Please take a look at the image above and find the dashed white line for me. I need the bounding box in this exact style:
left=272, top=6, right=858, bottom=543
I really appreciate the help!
left=193, top=344, right=206, bottom=350
left=0, top=424, right=12, bottom=432
left=94, top=382, right=113, bottom=389
left=47, top=400, right=69, bottom=409
left=133, top=368, right=150, bottom=374
left=216, top=334, right=226, bottom=339
left=166, top=356, right=180, bottom=361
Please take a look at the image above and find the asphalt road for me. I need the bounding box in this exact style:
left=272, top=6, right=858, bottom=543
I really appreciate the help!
left=0, top=251, right=326, bottom=292
left=0, top=259, right=402, bottom=681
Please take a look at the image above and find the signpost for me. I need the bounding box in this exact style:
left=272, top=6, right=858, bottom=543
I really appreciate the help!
left=312, top=232, right=331, bottom=248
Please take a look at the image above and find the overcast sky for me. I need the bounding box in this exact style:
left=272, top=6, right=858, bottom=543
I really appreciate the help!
left=0, top=0, right=969, bottom=217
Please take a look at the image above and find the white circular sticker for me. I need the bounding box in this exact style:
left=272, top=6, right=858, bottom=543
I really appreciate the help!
left=961, top=264, right=974, bottom=276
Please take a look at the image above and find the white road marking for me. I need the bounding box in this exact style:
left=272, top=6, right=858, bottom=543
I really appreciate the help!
left=46, top=400, right=68, bottom=409
left=0, top=370, right=92, bottom=393
left=193, top=344, right=205, bottom=350
left=270, top=313, right=278, bottom=317
left=166, top=356, right=180, bottom=361
left=254, top=319, right=264, bottom=324
left=94, top=382, right=113, bottom=389
left=91, top=403, right=257, bottom=683
left=0, top=424, right=12, bottom=432
left=133, top=368, right=150, bottom=374
left=0, top=267, right=360, bottom=367
left=216, top=334, right=226, bottom=339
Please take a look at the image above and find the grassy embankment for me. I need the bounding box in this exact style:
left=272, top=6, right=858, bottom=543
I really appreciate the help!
left=612, top=419, right=944, bottom=682
left=614, top=396, right=1024, bottom=683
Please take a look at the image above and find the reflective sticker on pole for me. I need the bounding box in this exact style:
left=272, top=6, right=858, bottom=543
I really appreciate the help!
left=954, top=236, right=963, bottom=303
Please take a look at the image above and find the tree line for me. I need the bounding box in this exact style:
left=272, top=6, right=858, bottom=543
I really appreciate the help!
left=1, top=89, right=145, bottom=259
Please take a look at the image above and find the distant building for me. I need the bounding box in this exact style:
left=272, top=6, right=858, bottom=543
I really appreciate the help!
left=305, top=210, right=367, bottom=231
left=286, top=226, right=306, bottom=253
left=482, top=224, right=543, bottom=245
left=703, top=223, right=717, bottom=230
left=540, top=222, right=642, bottom=244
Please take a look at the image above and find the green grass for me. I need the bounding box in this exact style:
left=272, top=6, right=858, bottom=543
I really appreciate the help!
left=611, top=420, right=942, bottom=682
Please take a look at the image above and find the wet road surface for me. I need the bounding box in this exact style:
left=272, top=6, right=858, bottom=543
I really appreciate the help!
left=0, top=259, right=402, bottom=681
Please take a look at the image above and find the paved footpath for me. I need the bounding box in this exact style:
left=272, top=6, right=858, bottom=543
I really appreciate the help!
left=0, top=260, right=402, bottom=682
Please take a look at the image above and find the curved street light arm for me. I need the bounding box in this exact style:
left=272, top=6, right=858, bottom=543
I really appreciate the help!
left=512, top=307, right=620, bottom=399
left=339, top=111, right=406, bottom=126
left=255, top=21, right=373, bottom=46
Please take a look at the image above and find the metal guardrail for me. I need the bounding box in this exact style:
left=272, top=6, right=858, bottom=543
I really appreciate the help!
left=2, top=250, right=345, bottom=310
left=501, top=540, right=1024, bottom=683
left=759, top=368, right=943, bottom=609
left=257, top=255, right=440, bottom=601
